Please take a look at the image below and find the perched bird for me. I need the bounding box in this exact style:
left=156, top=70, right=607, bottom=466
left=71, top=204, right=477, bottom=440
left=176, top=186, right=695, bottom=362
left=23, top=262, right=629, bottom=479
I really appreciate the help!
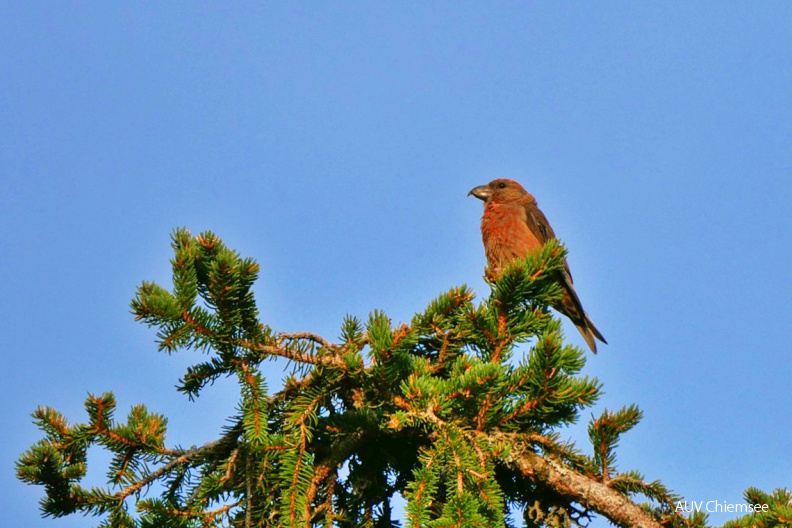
left=468, top=178, right=606, bottom=353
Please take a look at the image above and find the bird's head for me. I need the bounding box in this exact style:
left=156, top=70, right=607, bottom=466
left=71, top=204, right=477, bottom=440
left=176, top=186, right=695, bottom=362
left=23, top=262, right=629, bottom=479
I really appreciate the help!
left=468, top=179, right=528, bottom=204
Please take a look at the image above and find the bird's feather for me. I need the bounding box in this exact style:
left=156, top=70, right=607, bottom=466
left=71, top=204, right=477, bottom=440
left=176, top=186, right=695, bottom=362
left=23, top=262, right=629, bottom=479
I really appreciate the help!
left=471, top=178, right=607, bottom=353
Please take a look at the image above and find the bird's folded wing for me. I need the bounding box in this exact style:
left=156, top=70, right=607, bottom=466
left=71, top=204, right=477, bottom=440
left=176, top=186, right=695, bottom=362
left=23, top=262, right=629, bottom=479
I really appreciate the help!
left=523, top=199, right=574, bottom=281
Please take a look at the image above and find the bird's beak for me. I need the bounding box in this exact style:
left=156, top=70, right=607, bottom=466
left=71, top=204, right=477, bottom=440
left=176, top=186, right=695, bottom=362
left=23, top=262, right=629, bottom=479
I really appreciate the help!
left=468, top=185, right=491, bottom=201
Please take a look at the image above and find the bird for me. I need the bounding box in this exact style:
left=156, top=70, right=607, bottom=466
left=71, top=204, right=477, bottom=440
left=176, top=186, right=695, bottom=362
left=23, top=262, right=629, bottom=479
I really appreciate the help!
left=468, top=178, right=606, bottom=353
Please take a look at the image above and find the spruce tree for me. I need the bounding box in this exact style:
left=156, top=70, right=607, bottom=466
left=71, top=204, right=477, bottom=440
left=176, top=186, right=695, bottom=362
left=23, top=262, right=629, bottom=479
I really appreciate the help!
left=16, top=229, right=790, bottom=527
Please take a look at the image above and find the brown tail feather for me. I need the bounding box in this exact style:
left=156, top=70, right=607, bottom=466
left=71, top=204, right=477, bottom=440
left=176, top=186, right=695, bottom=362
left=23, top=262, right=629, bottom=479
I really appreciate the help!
left=556, top=270, right=607, bottom=354
left=574, top=313, right=607, bottom=354
left=586, top=313, right=607, bottom=345
left=575, top=323, right=598, bottom=354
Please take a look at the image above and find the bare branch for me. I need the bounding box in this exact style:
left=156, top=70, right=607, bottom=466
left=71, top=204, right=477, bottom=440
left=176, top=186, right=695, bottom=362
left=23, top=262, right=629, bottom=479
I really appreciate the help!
left=116, top=422, right=242, bottom=501
left=256, top=344, right=348, bottom=369
left=505, top=442, right=662, bottom=528
left=279, top=331, right=337, bottom=350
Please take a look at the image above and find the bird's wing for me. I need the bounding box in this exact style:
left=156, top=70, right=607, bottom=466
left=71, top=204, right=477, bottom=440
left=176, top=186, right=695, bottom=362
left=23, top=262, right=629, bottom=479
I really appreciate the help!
left=523, top=198, right=574, bottom=280
left=523, top=199, right=555, bottom=243
left=520, top=195, right=606, bottom=352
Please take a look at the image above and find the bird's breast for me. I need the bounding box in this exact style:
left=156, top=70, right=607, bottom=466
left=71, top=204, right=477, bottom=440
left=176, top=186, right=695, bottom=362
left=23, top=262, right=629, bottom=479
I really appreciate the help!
left=481, top=203, right=543, bottom=269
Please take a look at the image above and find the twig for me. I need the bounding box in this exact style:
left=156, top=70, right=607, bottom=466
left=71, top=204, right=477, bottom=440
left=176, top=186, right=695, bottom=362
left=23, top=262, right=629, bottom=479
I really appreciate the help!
left=116, top=423, right=242, bottom=501
left=256, top=344, right=348, bottom=369
left=279, top=331, right=337, bottom=350
left=498, top=435, right=661, bottom=528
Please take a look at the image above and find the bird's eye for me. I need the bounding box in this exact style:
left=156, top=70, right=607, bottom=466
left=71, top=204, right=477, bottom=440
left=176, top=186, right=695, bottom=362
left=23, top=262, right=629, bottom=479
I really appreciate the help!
left=498, top=182, right=507, bottom=189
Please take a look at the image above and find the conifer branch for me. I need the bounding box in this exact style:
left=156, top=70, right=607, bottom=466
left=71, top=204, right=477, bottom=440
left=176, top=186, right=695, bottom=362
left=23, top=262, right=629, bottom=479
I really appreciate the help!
left=237, top=330, right=349, bottom=369
left=255, top=343, right=347, bottom=369
left=505, top=442, right=661, bottom=528
left=20, top=230, right=782, bottom=527
left=245, top=449, right=252, bottom=528
left=116, top=423, right=242, bottom=501
left=303, top=463, right=334, bottom=524
left=416, top=406, right=663, bottom=527
left=279, top=332, right=337, bottom=351
left=161, top=502, right=239, bottom=521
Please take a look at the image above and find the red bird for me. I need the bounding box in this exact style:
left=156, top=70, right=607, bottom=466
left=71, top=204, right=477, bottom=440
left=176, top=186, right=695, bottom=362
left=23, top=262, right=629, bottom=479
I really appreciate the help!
left=469, top=178, right=606, bottom=353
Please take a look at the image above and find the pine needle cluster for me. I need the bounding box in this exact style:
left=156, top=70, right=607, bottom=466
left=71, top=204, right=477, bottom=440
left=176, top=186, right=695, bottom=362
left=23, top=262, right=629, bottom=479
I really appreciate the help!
left=16, top=228, right=790, bottom=528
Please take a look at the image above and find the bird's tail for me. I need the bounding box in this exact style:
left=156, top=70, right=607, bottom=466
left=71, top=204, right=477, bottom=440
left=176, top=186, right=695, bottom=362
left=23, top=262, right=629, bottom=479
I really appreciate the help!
left=574, top=313, right=607, bottom=355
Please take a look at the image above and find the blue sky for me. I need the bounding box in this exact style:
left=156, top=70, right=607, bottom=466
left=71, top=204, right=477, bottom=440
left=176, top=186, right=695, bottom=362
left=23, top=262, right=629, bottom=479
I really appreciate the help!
left=2, top=3, right=791, bottom=526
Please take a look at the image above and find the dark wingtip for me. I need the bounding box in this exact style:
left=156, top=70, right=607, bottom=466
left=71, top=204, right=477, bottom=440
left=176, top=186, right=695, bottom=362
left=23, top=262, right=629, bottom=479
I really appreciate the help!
left=573, top=322, right=598, bottom=354
left=576, top=316, right=606, bottom=354
left=587, top=316, right=607, bottom=345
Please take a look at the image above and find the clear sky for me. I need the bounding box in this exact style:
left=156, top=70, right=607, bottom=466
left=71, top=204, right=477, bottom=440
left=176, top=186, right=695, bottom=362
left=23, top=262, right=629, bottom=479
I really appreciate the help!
left=2, top=3, right=791, bottom=527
